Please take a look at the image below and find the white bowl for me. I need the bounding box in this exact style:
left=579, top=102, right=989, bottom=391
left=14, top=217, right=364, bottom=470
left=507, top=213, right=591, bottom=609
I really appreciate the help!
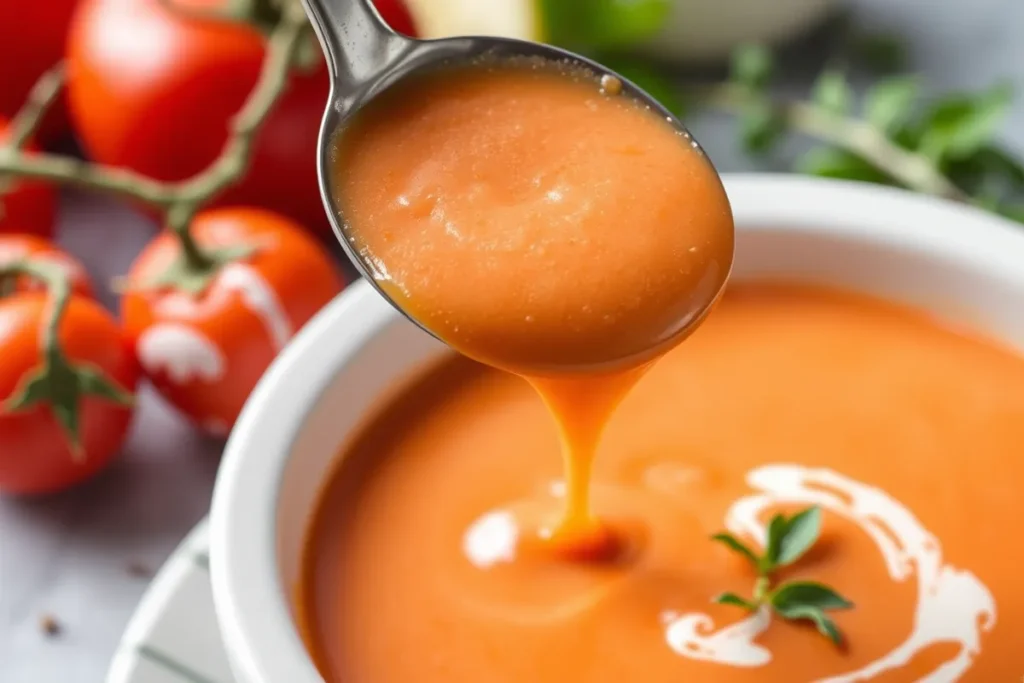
left=209, top=174, right=1024, bottom=683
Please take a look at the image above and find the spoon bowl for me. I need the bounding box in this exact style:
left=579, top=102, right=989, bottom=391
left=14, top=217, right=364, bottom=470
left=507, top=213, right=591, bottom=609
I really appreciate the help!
left=300, top=0, right=722, bottom=347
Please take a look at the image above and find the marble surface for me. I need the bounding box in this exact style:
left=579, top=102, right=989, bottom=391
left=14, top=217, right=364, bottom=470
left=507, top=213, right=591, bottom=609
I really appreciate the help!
left=1, top=0, right=1022, bottom=681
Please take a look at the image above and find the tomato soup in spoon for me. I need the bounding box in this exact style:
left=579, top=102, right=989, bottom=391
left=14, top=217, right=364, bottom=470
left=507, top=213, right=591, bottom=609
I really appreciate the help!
left=331, top=60, right=733, bottom=556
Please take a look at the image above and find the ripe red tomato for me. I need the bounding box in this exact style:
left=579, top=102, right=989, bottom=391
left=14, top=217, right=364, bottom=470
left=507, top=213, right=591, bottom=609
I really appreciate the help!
left=121, top=207, right=344, bottom=434
left=0, top=234, right=94, bottom=298
left=375, top=0, right=417, bottom=36
left=0, top=0, right=79, bottom=144
left=66, top=0, right=417, bottom=237
left=0, top=292, right=138, bottom=495
left=0, top=120, right=57, bottom=238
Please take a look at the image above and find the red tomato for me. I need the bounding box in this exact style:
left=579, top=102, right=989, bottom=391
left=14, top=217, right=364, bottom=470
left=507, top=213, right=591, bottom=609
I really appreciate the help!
left=375, top=0, right=417, bottom=36
left=0, top=235, right=94, bottom=298
left=121, top=207, right=344, bottom=434
left=0, top=0, right=79, bottom=144
left=0, top=120, right=57, bottom=238
left=66, top=0, right=417, bottom=237
left=0, top=294, right=139, bottom=494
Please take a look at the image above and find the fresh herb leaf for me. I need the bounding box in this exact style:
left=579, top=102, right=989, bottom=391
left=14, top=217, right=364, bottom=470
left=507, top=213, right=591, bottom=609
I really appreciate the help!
left=731, top=44, right=774, bottom=91
left=918, top=83, right=1014, bottom=162
left=997, top=203, right=1024, bottom=224
left=713, top=592, right=759, bottom=611
left=945, top=145, right=1024, bottom=197
left=540, top=0, right=671, bottom=51
left=812, top=70, right=854, bottom=115
left=710, top=532, right=760, bottom=568
left=889, top=120, right=927, bottom=153
left=864, top=76, right=919, bottom=134
left=770, top=581, right=853, bottom=611
left=762, top=512, right=788, bottom=569
left=712, top=42, right=1024, bottom=236
left=739, top=99, right=784, bottom=154
left=798, top=147, right=894, bottom=184
left=969, top=146, right=1024, bottom=184
left=775, top=506, right=822, bottom=567
left=773, top=604, right=844, bottom=645
left=710, top=506, right=850, bottom=648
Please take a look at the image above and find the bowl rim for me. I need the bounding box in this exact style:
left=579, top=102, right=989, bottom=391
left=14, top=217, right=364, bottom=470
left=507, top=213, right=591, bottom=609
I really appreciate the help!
left=209, top=173, right=1024, bottom=683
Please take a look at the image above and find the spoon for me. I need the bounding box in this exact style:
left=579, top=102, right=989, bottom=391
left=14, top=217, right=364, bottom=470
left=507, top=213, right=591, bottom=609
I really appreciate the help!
left=299, top=0, right=719, bottom=345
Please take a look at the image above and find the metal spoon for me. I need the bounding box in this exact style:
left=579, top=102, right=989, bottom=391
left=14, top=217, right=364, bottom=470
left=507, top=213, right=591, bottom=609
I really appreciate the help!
left=300, top=0, right=717, bottom=343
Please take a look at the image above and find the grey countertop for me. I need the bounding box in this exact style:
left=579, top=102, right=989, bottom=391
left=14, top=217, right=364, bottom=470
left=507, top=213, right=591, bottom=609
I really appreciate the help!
left=1, top=0, right=1022, bottom=680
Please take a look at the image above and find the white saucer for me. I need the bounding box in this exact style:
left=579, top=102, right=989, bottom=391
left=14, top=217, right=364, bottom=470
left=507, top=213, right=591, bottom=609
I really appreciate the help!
left=106, top=520, right=236, bottom=683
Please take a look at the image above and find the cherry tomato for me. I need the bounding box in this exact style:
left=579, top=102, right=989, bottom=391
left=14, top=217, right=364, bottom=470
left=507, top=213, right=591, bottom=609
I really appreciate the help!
left=0, top=120, right=57, bottom=238
left=121, top=207, right=344, bottom=434
left=374, top=0, right=417, bottom=36
left=0, top=294, right=139, bottom=495
left=0, top=0, right=79, bottom=144
left=0, top=235, right=94, bottom=298
left=66, top=0, right=417, bottom=237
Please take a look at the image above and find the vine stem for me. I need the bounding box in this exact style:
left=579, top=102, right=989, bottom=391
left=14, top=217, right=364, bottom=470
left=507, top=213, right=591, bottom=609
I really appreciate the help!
left=162, top=0, right=310, bottom=254
left=0, top=258, right=134, bottom=458
left=0, top=0, right=312, bottom=270
left=753, top=575, right=771, bottom=604
left=3, top=261, right=73, bottom=362
left=7, top=63, right=67, bottom=150
left=1, top=259, right=77, bottom=454
left=0, top=62, right=69, bottom=218
left=155, top=0, right=254, bottom=24
left=696, top=83, right=969, bottom=203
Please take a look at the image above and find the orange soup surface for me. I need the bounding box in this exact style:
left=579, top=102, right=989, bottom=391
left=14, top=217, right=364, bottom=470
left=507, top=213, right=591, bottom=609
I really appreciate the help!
left=300, top=283, right=1022, bottom=682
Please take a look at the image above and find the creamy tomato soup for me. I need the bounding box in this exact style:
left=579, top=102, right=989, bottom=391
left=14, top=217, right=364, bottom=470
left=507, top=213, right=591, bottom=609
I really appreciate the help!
left=299, top=283, right=1015, bottom=682
left=332, top=60, right=733, bottom=552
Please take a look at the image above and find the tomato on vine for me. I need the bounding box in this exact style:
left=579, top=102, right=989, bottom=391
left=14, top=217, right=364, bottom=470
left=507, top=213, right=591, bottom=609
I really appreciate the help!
left=0, top=0, right=79, bottom=144
left=0, top=119, right=57, bottom=238
left=374, top=0, right=417, bottom=35
left=121, top=207, right=344, bottom=435
left=66, top=0, right=417, bottom=237
left=0, top=234, right=94, bottom=298
left=0, top=240, right=138, bottom=495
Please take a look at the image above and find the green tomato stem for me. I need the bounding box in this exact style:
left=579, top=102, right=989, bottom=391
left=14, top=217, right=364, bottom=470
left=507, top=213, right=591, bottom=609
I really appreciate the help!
left=754, top=575, right=772, bottom=604
left=165, top=205, right=215, bottom=272
left=155, top=0, right=254, bottom=24
left=0, top=258, right=134, bottom=459
left=6, top=63, right=67, bottom=151
left=3, top=260, right=73, bottom=362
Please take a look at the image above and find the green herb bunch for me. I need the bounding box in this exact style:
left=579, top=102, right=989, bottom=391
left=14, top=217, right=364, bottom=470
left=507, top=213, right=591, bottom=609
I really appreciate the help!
left=711, top=506, right=853, bottom=646
left=715, top=43, right=1024, bottom=223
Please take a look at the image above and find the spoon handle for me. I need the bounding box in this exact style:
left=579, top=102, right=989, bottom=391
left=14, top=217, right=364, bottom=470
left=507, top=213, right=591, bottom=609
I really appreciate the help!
left=300, top=0, right=413, bottom=86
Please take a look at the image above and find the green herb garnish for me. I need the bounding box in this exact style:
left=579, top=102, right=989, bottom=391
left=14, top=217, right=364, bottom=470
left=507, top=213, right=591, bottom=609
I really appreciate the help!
left=711, top=506, right=853, bottom=647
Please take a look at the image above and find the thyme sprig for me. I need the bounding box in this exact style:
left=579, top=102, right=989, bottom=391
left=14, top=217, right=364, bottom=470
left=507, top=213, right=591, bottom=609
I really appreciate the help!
left=711, top=506, right=853, bottom=646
